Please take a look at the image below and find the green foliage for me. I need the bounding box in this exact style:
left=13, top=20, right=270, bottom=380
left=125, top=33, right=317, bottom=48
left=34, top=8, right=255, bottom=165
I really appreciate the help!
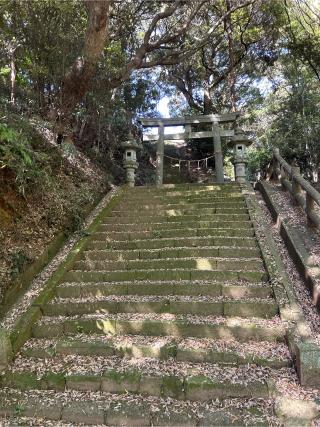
left=246, top=145, right=272, bottom=179
left=66, top=206, right=85, bottom=234
left=10, top=249, right=31, bottom=279
left=0, top=120, right=51, bottom=195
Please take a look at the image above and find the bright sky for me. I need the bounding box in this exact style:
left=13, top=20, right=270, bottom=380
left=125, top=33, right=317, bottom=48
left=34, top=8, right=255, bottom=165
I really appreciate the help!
left=156, top=97, right=184, bottom=134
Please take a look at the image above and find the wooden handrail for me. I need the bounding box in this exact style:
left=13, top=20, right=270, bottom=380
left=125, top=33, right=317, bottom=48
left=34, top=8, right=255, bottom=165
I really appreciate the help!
left=269, top=148, right=320, bottom=229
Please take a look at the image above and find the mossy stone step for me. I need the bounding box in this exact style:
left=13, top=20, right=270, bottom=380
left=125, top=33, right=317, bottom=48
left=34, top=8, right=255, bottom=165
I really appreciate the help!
left=92, top=228, right=255, bottom=241
left=86, top=236, right=258, bottom=250
left=0, top=389, right=271, bottom=426
left=32, top=317, right=285, bottom=342
left=43, top=298, right=278, bottom=318
left=64, top=269, right=267, bottom=284
left=1, top=368, right=271, bottom=400
left=111, top=207, right=248, bottom=216
left=74, top=257, right=264, bottom=272
left=83, top=246, right=261, bottom=261
left=124, top=193, right=244, bottom=202
left=99, top=220, right=253, bottom=232
left=109, top=208, right=249, bottom=221
left=135, top=184, right=240, bottom=190
left=103, top=214, right=250, bottom=225
left=21, top=338, right=290, bottom=369
left=56, top=282, right=272, bottom=299
left=117, top=201, right=247, bottom=209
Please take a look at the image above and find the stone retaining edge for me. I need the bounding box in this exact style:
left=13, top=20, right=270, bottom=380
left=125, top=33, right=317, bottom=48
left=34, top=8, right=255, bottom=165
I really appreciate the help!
left=0, top=191, right=106, bottom=319
left=0, top=186, right=126, bottom=369
left=256, top=181, right=320, bottom=388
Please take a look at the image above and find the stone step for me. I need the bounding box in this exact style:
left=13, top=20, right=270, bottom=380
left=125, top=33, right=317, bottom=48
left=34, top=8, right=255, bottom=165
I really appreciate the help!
left=99, top=220, right=253, bottom=232
left=43, top=296, right=278, bottom=318
left=127, top=186, right=243, bottom=198
left=111, top=207, right=248, bottom=217
left=73, top=257, right=264, bottom=272
left=83, top=246, right=261, bottom=261
left=64, top=268, right=267, bottom=284
left=108, top=212, right=251, bottom=221
left=102, top=213, right=250, bottom=224
left=131, top=183, right=241, bottom=191
left=56, top=281, right=272, bottom=299
left=86, top=236, right=258, bottom=250
left=0, top=388, right=274, bottom=426
left=125, top=193, right=245, bottom=205
left=92, top=227, right=255, bottom=241
left=21, top=335, right=291, bottom=368
left=4, top=355, right=275, bottom=400
left=32, top=314, right=285, bottom=342
left=116, top=201, right=247, bottom=209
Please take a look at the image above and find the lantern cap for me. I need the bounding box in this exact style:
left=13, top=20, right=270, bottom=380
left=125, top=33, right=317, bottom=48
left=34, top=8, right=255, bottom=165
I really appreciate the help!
left=121, top=131, right=142, bottom=150
left=231, top=127, right=251, bottom=146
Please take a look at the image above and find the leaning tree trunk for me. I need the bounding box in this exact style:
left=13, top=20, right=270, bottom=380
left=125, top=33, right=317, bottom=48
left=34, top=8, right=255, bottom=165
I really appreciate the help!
left=56, top=0, right=110, bottom=140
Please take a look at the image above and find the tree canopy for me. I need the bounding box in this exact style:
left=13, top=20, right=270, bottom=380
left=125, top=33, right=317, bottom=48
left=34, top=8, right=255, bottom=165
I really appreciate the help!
left=0, top=0, right=320, bottom=178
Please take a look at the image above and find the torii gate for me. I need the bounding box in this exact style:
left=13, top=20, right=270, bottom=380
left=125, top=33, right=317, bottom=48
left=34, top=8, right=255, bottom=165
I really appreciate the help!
left=138, top=113, right=239, bottom=185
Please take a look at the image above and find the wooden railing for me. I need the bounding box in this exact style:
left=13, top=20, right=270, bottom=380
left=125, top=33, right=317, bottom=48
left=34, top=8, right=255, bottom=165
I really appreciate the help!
left=269, top=148, right=320, bottom=229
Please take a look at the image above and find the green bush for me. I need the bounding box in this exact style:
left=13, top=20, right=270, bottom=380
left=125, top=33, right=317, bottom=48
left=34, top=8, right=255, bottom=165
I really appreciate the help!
left=246, top=145, right=271, bottom=180
left=10, top=249, right=32, bottom=279
left=0, top=121, right=51, bottom=195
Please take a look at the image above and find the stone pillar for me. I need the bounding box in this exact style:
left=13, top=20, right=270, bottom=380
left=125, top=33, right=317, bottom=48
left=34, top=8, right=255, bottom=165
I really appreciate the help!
left=212, top=123, right=224, bottom=183
left=231, top=128, right=251, bottom=183
left=156, top=123, right=164, bottom=186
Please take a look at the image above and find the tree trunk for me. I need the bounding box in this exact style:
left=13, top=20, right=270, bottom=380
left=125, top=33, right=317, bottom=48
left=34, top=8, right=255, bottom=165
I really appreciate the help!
left=57, top=0, right=110, bottom=136
left=225, top=0, right=237, bottom=112
left=203, top=77, right=215, bottom=114
left=10, top=54, right=16, bottom=105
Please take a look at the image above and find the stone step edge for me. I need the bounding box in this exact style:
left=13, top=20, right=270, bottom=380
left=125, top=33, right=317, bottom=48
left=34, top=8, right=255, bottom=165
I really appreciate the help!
left=2, top=368, right=273, bottom=401
left=42, top=297, right=278, bottom=319
left=99, top=222, right=253, bottom=231
left=96, top=226, right=253, bottom=234
left=83, top=246, right=260, bottom=255
left=65, top=270, right=268, bottom=284
left=32, top=317, right=285, bottom=342
left=21, top=337, right=291, bottom=368
left=0, top=388, right=278, bottom=427
left=56, top=281, right=272, bottom=299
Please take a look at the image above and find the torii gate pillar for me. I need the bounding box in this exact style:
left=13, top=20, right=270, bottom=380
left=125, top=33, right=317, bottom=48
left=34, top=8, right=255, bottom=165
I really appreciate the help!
left=212, top=122, right=224, bottom=183
left=156, top=123, right=164, bottom=186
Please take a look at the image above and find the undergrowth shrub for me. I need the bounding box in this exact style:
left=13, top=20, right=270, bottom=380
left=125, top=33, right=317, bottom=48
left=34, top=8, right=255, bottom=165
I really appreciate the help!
left=0, top=121, right=51, bottom=195
left=10, top=249, right=32, bottom=279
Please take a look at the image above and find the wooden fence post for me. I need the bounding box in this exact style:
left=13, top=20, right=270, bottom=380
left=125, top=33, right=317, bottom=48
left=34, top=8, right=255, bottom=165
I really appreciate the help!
left=306, top=193, right=316, bottom=227
left=272, top=148, right=280, bottom=182
left=292, top=164, right=301, bottom=204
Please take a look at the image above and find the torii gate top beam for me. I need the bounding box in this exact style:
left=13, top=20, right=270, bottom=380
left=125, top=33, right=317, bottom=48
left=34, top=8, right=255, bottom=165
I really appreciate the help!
left=137, top=112, right=240, bottom=185
left=138, top=112, right=239, bottom=127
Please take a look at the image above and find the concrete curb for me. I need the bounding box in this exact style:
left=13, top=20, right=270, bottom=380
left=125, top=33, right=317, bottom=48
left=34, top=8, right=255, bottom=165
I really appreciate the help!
left=255, top=180, right=320, bottom=389
left=241, top=183, right=320, bottom=391
left=257, top=180, right=320, bottom=309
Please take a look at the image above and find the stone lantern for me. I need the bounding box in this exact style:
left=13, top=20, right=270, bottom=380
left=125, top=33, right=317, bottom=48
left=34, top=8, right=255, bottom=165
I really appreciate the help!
left=121, top=132, right=141, bottom=187
left=231, top=128, right=252, bottom=183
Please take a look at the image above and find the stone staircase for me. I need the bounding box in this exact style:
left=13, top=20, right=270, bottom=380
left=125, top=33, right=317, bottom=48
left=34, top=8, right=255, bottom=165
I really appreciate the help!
left=0, top=183, right=293, bottom=426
